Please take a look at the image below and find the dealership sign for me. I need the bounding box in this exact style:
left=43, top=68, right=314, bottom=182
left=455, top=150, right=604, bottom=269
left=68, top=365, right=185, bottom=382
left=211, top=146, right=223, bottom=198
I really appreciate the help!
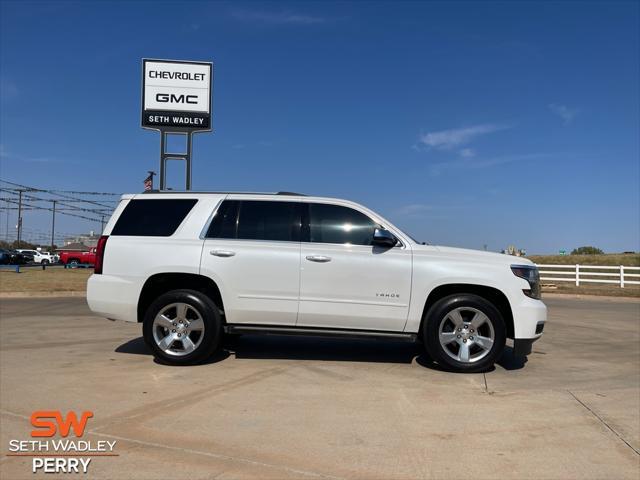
left=141, top=59, right=212, bottom=131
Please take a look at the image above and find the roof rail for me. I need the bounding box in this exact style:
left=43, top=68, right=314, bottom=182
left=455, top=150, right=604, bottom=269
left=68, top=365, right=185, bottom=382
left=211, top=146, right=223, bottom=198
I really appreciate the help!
left=140, top=190, right=306, bottom=196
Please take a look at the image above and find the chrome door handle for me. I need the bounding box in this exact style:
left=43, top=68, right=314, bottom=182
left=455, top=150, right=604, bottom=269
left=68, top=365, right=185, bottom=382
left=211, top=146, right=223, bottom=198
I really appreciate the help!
left=306, top=255, right=331, bottom=263
left=210, top=250, right=236, bottom=257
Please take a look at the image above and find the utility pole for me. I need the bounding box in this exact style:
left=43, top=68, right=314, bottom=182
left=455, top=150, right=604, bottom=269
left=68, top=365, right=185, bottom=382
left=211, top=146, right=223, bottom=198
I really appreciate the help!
left=100, top=215, right=105, bottom=234
left=16, top=190, right=23, bottom=247
left=51, top=200, right=57, bottom=252
left=4, top=200, right=8, bottom=242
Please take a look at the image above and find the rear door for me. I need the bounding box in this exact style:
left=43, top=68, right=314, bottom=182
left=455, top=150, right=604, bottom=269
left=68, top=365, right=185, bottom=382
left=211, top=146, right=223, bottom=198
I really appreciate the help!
left=298, top=202, right=412, bottom=332
left=200, top=199, right=303, bottom=325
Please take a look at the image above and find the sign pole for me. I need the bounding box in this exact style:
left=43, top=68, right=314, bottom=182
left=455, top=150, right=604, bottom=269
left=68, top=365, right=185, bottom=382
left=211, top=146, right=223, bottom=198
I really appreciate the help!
left=158, top=130, right=194, bottom=190
left=159, top=131, right=167, bottom=190
left=186, top=131, right=193, bottom=190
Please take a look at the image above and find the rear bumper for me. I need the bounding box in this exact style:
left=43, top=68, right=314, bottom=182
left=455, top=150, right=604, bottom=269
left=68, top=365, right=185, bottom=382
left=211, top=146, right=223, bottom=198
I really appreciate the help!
left=87, top=274, right=140, bottom=322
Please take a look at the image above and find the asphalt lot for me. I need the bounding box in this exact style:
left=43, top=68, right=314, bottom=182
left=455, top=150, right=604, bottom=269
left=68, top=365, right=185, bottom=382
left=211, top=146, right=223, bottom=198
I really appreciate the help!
left=0, top=296, right=638, bottom=479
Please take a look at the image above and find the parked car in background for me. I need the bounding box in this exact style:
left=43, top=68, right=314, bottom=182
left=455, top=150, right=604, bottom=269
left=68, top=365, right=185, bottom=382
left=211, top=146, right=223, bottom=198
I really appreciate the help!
left=2, top=250, right=28, bottom=265
left=15, top=249, right=59, bottom=264
left=18, top=250, right=34, bottom=263
left=46, top=251, right=60, bottom=263
left=60, top=248, right=96, bottom=266
left=0, top=249, right=12, bottom=265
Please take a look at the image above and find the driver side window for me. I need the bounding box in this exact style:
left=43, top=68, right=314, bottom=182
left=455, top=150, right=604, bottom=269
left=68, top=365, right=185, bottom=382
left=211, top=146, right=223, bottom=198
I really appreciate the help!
left=308, top=203, right=378, bottom=246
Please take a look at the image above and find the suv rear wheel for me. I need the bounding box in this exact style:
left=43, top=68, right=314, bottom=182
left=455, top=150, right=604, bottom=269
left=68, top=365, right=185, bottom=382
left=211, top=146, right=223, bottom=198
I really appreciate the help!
left=423, top=294, right=506, bottom=373
left=142, top=289, right=222, bottom=365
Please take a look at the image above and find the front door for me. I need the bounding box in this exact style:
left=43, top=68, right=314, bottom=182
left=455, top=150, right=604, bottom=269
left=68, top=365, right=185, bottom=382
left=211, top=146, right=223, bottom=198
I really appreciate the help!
left=297, top=202, right=412, bottom=332
left=200, top=199, right=303, bottom=325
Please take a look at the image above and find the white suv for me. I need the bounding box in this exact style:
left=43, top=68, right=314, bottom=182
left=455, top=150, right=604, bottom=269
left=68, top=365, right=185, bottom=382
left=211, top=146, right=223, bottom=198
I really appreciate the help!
left=15, top=249, right=59, bottom=264
left=87, top=192, right=546, bottom=372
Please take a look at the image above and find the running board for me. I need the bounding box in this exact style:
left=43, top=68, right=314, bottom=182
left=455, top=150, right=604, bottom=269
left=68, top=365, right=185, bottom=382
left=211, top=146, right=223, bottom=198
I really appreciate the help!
left=224, top=324, right=418, bottom=343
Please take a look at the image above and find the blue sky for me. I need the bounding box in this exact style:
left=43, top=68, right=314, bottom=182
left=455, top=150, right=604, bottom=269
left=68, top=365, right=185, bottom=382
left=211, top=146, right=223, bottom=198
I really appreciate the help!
left=1, top=0, right=638, bottom=253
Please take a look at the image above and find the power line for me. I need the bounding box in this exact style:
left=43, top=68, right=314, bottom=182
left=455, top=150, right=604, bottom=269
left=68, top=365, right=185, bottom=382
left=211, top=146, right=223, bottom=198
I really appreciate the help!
left=0, top=179, right=120, bottom=196
left=1, top=196, right=104, bottom=222
left=0, top=190, right=114, bottom=215
left=0, top=179, right=120, bottom=210
left=0, top=194, right=110, bottom=217
left=0, top=179, right=120, bottom=247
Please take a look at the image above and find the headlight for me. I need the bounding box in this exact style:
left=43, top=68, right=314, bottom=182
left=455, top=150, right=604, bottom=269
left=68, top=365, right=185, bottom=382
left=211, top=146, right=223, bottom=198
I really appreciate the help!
left=511, top=265, right=541, bottom=299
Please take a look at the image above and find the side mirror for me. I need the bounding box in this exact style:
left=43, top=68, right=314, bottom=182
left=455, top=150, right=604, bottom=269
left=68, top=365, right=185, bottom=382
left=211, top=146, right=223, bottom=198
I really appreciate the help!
left=372, top=228, right=397, bottom=248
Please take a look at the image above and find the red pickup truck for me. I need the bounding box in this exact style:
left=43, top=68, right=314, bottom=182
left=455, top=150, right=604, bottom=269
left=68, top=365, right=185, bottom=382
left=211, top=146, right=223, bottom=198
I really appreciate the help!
left=59, top=248, right=96, bottom=266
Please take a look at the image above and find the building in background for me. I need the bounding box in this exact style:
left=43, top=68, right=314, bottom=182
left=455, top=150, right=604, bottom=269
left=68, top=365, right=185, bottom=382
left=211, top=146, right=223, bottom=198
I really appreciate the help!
left=63, top=231, right=100, bottom=248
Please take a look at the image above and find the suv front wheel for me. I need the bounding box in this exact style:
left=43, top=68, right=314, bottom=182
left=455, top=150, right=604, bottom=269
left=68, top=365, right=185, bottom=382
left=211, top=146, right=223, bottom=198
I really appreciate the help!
left=423, top=294, right=506, bottom=373
left=143, top=289, right=222, bottom=365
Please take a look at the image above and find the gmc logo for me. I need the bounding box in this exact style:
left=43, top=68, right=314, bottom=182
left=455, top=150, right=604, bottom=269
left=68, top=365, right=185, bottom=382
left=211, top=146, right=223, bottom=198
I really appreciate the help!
left=156, top=93, right=198, bottom=104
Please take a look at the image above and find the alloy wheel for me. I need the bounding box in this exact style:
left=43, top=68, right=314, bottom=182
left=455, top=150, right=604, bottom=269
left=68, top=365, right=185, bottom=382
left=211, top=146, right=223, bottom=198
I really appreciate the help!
left=152, top=302, right=205, bottom=356
left=438, top=306, right=495, bottom=363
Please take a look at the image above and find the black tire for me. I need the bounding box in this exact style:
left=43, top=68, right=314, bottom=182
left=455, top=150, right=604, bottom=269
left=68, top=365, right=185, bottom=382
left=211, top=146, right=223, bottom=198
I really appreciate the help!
left=423, top=294, right=506, bottom=373
left=42, top=259, right=49, bottom=265
left=142, top=289, right=222, bottom=365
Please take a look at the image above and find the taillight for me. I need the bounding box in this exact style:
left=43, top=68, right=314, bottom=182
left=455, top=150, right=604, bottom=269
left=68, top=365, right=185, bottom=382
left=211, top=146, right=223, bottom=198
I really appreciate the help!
left=94, top=235, right=109, bottom=274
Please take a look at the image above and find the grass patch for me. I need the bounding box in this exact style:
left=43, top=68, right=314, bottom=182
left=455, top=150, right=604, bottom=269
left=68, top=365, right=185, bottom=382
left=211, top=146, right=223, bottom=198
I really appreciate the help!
left=542, top=283, right=640, bottom=298
left=0, top=267, right=91, bottom=293
left=528, top=253, right=639, bottom=266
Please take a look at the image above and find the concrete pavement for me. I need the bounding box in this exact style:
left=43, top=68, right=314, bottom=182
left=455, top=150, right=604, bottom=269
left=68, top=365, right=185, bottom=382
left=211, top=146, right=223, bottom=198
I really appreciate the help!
left=0, top=296, right=638, bottom=479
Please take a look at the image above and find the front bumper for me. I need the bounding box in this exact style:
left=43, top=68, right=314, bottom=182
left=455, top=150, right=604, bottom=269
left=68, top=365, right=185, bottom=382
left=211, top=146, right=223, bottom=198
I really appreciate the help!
left=511, top=296, right=547, bottom=337
left=513, top=333, right=542, bottom=356
left=510, top=296, right=546, bottom=356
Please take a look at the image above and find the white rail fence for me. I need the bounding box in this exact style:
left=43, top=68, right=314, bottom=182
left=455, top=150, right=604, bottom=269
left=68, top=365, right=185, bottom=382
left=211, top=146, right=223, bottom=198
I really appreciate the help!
left=536, top=264, right=640, bottom=288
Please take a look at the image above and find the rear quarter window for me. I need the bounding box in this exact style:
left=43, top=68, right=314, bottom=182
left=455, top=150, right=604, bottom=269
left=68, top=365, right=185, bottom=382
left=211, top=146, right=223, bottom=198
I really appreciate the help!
left=111, top=199, right=198, bottom=236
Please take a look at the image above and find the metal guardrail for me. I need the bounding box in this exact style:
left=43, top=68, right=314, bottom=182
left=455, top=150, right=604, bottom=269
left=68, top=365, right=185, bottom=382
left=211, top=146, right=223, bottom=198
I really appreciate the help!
left=0, top=264, right=22, bottom=273
left=536, top=264, right=640, bottom=288
left=0, top=263, right=93, bottom=273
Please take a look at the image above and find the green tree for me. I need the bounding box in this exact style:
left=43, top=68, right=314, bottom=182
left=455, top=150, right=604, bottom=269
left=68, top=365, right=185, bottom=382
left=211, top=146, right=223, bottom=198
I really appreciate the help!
left=571, top=246, right=604, bottom=255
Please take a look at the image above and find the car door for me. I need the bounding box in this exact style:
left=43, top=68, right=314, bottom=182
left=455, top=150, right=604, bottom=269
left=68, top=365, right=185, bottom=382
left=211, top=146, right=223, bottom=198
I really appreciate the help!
left=298, top=202, right=412, bottom=332
left=200, top=199, right=303, bottom=325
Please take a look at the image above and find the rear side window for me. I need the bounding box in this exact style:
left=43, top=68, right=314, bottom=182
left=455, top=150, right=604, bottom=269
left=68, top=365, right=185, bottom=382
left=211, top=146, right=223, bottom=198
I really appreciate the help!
left=111, top=199, right=197, bottom=236
left=309, top=203, right=378, bottom=245
left=207, top=200, right=301, bottom=242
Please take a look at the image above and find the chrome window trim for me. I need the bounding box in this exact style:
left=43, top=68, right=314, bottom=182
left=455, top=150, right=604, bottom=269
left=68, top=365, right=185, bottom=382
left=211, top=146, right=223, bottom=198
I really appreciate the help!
left=204, top=238, right=303, bottom=246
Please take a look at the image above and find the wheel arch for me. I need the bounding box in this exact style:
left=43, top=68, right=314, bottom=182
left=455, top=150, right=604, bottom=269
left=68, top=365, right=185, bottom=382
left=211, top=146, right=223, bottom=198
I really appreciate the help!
left=420, top=284, right=514, bottom=338
left=137, top=273, right=225, bottom=323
